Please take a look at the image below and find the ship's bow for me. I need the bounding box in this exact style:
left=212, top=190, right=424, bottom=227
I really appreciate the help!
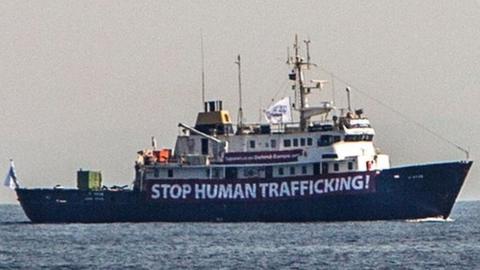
left=381, top=160, right=473, bottom=220
left=433, top=160, right=473, bottom=218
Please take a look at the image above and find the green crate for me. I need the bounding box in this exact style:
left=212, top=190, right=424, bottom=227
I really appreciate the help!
left=77, top=170, right=102, bottom=191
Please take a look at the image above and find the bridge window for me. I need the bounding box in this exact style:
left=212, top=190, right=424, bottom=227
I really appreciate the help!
left=300, top=138, right=305, bottom=146
left=290, top=167, right=295, bottom=175
left=226, top=167, right=238, bottom=179
left=168, top=169, right=173, bottom=177
left=322, top=154, right=338, bottom=159
left=318, top=135, right=333, bottom=146
left=244, top=168, right=259, bottom=178
left=307, top=138, right=313, bottom=146
left=278, top=167, right=284, bottom=175
left=302, top=166, right=307, bottom=174
left=271, top=139, right=277, bottom=148
left=334, top=163, right=339, bottom=172
left=348, top=162, right=354, bottom=170
left=344, top=134, right=372, bottom=142
left=293, top=138, right=299, bottom=147
left=347, top=135, right=355, bottom=141
left=284, top=139, right=291, bottom=147
left=249, top=140, right=256, bottom=149
left=212, top=168, right=222, bottom=178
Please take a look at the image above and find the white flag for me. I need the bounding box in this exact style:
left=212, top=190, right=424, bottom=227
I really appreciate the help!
left=4, top=160, right=19, bottom=189
left=264, top=97, right=292, bottom=124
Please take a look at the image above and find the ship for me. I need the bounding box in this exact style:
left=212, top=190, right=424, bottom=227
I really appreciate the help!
left=14, top=36, right=472, bottom=223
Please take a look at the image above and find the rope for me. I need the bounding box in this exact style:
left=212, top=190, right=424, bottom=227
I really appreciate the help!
left=269, top=77, right=290, bottom=106
left=315, top=65, right=470, bottom=160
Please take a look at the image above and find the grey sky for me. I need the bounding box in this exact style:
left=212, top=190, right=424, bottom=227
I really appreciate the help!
left=1, top=1, right=479, bottom=203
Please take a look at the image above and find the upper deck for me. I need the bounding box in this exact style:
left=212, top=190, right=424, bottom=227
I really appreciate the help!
left=133, top=36, right=391, bottom=185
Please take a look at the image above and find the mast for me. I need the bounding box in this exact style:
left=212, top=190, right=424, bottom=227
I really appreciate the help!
left=235, top=54, right=243, bottom=128
left=201, top=32, right=206, bottom=107
left=289, top=36, right=334, bottom=130
left=293, top=35, right=308, bottom=131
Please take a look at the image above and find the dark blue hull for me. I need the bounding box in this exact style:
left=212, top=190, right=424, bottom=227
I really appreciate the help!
left=16, top=161, right=472, bottom=223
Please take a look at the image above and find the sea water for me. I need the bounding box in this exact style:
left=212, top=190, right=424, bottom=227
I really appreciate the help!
left=1, top=202, right=479, bottom=269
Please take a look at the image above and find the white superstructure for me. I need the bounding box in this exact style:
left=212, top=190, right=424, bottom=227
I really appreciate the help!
left=134, top=36, right=390, bottom=189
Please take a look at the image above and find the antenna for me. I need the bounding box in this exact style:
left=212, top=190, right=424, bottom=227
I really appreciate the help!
left=151, top=136, right=157, bottom=150
left=331, top=73, right=336, bottom=106
left=304, top=39, right=311, bottom=65
left=258, top=98, right=262, bottom=122
left=201, top=32, right=206, bottom=108
left=235, top=54, right=243, bottom=128
left=346, top=87, right=352, bottom=111
left=294, top=34, right=299, bottom=60
left=286, top=46, right=291, bottom=64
